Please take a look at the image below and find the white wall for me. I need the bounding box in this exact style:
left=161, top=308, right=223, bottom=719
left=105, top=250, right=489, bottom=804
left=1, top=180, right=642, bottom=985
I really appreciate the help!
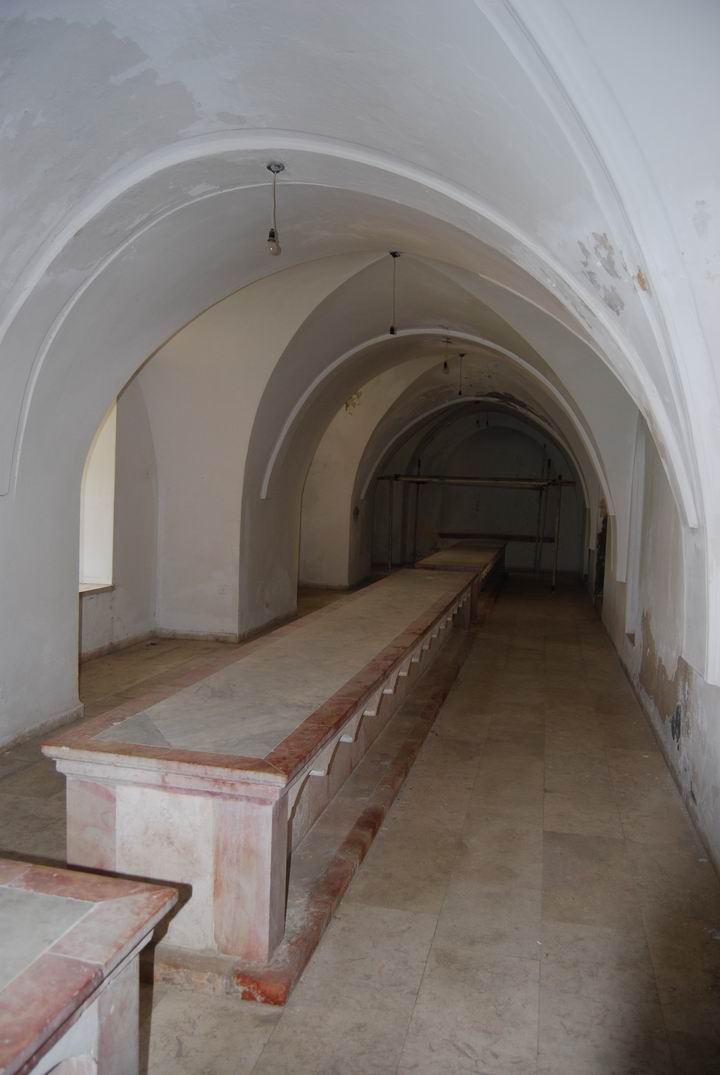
left=604, top=424, right=720, bottom=867
left=79, top=402, right=116, bottom=586
left=3, top=0, right=720, bottom=756
left=79, top=379, right=157, bottom=658
left=299, top=359, right=438, bottom=588
left=136, top=254, right=374, bottom=638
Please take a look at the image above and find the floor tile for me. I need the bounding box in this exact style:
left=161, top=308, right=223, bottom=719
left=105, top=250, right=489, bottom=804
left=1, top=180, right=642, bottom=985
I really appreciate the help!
left=3, top=578, right=718, bottom=1074
left=146, top=987, right=279, bottom=1075
left=398, top=948, right=540, bottom=1075
left=435, top=879, right=543, bottom=961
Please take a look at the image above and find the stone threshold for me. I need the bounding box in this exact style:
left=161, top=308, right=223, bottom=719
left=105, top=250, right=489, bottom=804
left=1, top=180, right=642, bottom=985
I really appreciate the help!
left=146, top=582, right=501, bottom=1006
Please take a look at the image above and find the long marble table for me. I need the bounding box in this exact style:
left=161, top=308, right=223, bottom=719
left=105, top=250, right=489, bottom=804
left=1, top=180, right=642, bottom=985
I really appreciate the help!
left=43, top=570, right=474, bottom=968
left=415, top=541, right=505, bottom=619
left=0, top=858, right=176, bottom=1075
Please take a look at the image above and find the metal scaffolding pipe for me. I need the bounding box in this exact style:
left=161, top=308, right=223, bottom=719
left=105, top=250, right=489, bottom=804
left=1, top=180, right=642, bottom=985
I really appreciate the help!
left=533, top=487, right=544, bottom=573
left=386, top=479, right=393, bottom=574
left=533, top=448, right=547, bottom=574
left=537, top=459, right=553, bottom=573
left=377, top=474, right=574, bottom=490
left=439, top=531, right=555, bottom=543
left=412, top=481, right=420, bottom=564
left=551, top=479, right=563, bottom=591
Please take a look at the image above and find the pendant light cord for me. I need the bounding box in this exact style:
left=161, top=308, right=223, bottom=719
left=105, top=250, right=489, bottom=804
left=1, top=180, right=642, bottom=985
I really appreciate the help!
left=389, top=251, right=400, bottom=335
left=272, top=171, right=278, bottom=232
left=392, top=255, right=397, bottom=325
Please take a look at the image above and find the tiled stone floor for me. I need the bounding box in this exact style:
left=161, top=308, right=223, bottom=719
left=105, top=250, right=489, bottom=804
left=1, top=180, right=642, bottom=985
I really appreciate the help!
left=2, top=577, right=720, bottom=1073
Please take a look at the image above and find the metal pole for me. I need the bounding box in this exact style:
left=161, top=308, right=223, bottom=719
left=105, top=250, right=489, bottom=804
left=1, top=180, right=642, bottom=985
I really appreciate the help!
left=381, top=474, right=574, bottom=490
left=551, top=477, right=563, bottom=591
left=389, top=481, right=395, bottom=576
left=533, top=446, right=547, bottom=573
left=533, top=488, right=544, bottom=574
left=538, top=459, right=551, bottom=574
left=412, top=481, right=420, bottom=563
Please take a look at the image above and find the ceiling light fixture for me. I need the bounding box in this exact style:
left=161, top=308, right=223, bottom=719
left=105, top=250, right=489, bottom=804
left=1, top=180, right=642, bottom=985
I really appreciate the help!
left=266, top=161, right=285, bottom=256
left=388, top=251, right=401, bottom=334
left=441, top=336, right=452, bottom=375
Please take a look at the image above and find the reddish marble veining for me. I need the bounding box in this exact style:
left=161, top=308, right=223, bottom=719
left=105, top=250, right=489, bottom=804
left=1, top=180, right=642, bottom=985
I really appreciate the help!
left=265, top=587, right=473, bottom=782
left=51, top=891, right=178, bottom=969
left=232, top=631, right=473, bottom=1005
left=153, top=628, right=474, bottom=1006
left=0, top=861, right=30, bottom=886
left=0, top=858, right=177, bottom=1075
left=66, top=779, right=116, bottom=871
left=45, top=582, right=387, bottom=762
left=41, top=576, right=474, bottom=972
left=0, top=953, right=102, bottom=1075
left=212, top=794, right=288, bottom=962
left=5, top=863, right=144, bottom=903
left=42, top=577, right=475, bottom=793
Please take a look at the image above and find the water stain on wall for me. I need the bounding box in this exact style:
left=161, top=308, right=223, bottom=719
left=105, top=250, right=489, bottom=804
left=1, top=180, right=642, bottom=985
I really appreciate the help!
left=640, top=609, right=689, bottom=733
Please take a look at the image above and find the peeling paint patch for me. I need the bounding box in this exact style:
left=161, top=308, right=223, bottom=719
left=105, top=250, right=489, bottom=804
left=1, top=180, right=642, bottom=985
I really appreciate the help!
left=693, top=200, right=711, bottom=239
left=671, top=704, right=682, bottom=747
left=600, top=285, right=624, bottom=315
left=578, top=238, right=625, bottom=313
left=592, top=232, right=621, bottom=278
left=344, top=391, right=362, bottom=413
left=640, top=610, right=689, bottom=728
left=634, top=268, right=650, bottom=293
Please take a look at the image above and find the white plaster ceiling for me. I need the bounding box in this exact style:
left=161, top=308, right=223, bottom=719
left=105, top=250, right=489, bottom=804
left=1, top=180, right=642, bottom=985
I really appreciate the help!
left=2, top=0, right=720, bottom=678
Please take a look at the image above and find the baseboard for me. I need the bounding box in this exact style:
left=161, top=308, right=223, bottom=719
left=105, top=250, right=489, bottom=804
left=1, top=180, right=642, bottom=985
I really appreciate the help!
left=79, top=630, right=155, bottom=663
left=0, top=701, right=84, bottom=752
left=154, top=627, right=241, bottom=644
left=297, top=582, right=352, bottom=593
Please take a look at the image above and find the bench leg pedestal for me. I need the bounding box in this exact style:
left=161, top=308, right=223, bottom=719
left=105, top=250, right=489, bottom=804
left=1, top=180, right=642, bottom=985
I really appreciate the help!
left=213, top=793, right=288, bottom=963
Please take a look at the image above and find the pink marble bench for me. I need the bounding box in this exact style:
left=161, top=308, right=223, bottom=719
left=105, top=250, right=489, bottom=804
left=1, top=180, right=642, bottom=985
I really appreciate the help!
left=0, top=859, right=176, bottom=1075
left=43, top=570, right=473, bottom=971
left=415, top=541, right=506, bottom=620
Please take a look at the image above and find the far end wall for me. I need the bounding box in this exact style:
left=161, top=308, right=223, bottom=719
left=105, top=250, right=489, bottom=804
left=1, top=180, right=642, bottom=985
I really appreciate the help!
left=372, top=420, right=585, bottom=574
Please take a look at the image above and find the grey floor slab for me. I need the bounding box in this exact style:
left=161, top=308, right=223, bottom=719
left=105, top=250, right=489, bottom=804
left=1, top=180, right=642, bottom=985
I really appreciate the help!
left=3, top=577, right=719, bottom=1074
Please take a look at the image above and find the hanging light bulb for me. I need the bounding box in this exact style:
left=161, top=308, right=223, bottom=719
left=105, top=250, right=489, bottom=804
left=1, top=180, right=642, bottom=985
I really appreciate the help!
left=441, top=336, right=452, bottom=375
left=388, top=251, right=400, bottom=334
left=266, top=162, right=285, bottom=256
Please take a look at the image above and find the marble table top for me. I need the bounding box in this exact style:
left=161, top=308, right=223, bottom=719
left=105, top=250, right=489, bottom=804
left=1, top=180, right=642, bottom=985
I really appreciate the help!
left=44, top=569, right=474, bottom=784
left=92, top=570, right=472, bottom=760
left=0, top=859, right=176, bottom=1075
left=415, top=542, right=505, bottom=578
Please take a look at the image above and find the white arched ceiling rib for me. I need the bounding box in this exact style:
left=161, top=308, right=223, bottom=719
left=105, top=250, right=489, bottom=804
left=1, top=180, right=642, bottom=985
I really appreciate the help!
left=495, top=0, right=720, bottom=681
left=0, top=133, right=697, bottom=533
left=358, top=398, right=593, bottom=511
left=263, top=327, right=611, bottom=512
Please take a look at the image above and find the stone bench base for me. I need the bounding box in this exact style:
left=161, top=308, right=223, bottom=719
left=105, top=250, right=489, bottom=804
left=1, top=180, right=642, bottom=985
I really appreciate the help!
left=44, top=572, right=475, bottom=969
left=148, top=623, right=475, bottom=1004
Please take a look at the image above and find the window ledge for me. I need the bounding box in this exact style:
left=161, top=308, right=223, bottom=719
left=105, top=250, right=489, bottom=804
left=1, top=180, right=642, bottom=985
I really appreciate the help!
left=79, top=583, right=114, bottom=596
